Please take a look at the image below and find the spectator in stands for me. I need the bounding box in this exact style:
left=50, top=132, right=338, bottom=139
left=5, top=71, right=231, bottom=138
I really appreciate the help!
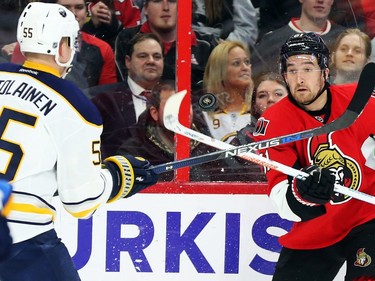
left=82, top=0, right=143, bottom=49
left=89, top=33, right=164, bottom=158
left=330, top=28, right=371, bottom=85
left=252, top=0, right=301, bottom=41
left=115, top=0, right=214, bottom=89
left=192, top=0, right=258, bottom=46
left=11, top=0, right=118, bottom=89
left=200, top=41, right=253, bottom=144
left=232, top=72, right=287, bottom=147
left=0, top=1, right=23, bottom=62
left=360, top=0, right=375, bottom=39
left=252, top=0, right=364, bottom=43
left=117, top=80, right=214, bottom=181
left=252, top=72, right=288, bottom=118
left=251, top=0, right=345, bottom=79
left=196, top=40, right=266, bottom=182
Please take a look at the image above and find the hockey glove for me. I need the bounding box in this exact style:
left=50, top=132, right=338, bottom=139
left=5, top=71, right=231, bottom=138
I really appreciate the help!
left=294, top=165, right=335, bottom=205
left=104, top=155, right=158, bottom=202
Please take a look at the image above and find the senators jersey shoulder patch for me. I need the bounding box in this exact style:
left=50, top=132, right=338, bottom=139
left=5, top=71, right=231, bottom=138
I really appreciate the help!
left=253, top=117, right=270, bottom=136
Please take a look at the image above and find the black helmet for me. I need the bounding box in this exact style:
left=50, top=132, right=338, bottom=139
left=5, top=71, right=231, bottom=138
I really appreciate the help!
left=279, top=32, right=329, bottom=73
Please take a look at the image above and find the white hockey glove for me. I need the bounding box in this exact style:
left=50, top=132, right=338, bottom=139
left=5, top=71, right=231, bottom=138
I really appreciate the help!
left=103, top=155, right=158, bottom=202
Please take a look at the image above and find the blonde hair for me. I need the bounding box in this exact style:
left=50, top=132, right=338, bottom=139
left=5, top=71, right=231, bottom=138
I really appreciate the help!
left=203, top=41, right=253, bottom=112
left=332, top=28, right=372, bottom=59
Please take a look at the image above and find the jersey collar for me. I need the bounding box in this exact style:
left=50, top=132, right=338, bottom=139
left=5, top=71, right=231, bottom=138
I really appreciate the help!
left=23, top=60, right=61, bottom=77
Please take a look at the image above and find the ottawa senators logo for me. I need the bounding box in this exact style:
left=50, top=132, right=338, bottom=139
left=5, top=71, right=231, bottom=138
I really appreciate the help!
left=309, top=134, right=361, bottom=203
left=253, top=117, right=270, bottom=136
left=354, top=248, right=372, bottom=267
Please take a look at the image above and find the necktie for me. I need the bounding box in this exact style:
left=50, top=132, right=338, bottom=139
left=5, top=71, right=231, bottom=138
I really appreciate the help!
left=140, top=90, right=152, bottom=101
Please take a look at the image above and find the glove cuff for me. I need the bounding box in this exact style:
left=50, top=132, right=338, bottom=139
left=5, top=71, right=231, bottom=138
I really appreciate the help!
left=292, top=178, right=320, bottom=207
left=104, top=156, right=135, bottom=203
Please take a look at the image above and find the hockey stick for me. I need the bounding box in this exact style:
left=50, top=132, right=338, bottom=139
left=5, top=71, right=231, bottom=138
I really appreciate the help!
left=163, top=105, right=375, bottom=204
left=149, top=63, right=375, bottom=204
left=150, top=62, right=375, bottom=174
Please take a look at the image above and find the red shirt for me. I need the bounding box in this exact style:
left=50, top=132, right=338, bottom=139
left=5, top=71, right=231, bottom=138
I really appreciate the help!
left=361, top=0, right=375, bottom=38
left=88, top=0, right=141, bottom=28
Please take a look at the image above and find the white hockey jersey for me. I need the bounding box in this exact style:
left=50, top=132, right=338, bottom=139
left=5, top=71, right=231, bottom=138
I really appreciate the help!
left=0, top=61, right=114, bottom=243
left=202, top=110, right=252, bottom=143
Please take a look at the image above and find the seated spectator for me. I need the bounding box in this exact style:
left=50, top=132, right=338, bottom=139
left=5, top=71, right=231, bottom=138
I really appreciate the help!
left=0, top=1, right=22, bottom=62
left=330, top=28, right=371, bottom=85
left=233, top=72, right=288, bottom=145
left=117, top=80, right=215, bottom=181
left=11, top=0, right=118, bottom=90
left=83, top=0, right=143, bottom=49
left=199, top=41, right=253, bottom=144
left=192, top=0, right=258, bottom=46
left=360, top=0, right=375, bottom=39
left=251, top=0, right=345, bottom=79
left=115, top=0, right=214, bottom=89
left=253, top=0, right=364, bottom=43
left=329, top=0, right=366, bottom=32
left=252, top=72, right=288, bottom=118
left=89, top=33, right=165, bottom=158
left=252, top=0, right=301, bottom=41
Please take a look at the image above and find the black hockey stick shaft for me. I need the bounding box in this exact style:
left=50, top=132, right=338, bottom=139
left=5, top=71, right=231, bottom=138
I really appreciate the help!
left=149, top=62, right=375, bottom=174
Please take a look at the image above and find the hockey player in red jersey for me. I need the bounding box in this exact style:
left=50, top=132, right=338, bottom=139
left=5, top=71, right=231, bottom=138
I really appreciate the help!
left=253, top=32, right=375, bottom=280
left=0, top=3, right=157, bottom=280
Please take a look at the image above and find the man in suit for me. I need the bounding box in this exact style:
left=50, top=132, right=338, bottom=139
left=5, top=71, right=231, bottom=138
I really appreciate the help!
left=90, top=33, right=164, bottom=158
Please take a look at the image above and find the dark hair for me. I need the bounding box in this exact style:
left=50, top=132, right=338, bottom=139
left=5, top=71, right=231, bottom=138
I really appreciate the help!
left=251, top=72, right=286, bottom=118
left=124, top=33, right=164, bottom=57
left=149, top=80, right=176, bottom=108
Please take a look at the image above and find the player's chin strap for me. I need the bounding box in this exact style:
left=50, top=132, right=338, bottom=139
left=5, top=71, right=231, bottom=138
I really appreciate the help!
left=55, top=49, right=76, bottom=79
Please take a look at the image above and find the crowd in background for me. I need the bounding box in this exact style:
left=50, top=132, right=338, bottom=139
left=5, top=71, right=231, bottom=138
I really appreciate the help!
left=1, top=0, right=374, bottom=182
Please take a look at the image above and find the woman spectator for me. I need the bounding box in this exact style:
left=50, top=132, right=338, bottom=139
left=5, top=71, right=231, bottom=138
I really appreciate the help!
left=193, top=40, right=266, bottom=182
left=331, top=28, right=371, bottom=85
left=201, top=40, right=253, bottom=144
left=252, top=72, right=288, bottom=118
left=233, top=72, right=288, bottom=145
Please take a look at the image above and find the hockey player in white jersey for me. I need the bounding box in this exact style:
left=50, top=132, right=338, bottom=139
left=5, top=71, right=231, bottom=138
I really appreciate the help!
left=0, top=3, right=158, bottom=280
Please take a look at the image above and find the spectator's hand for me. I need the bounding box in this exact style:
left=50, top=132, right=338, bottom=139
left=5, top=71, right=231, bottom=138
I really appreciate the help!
left=294, top=165, right=335, bottom=205
left=104, top=155, right=158, bottom=202
left=1, top=42, right=17, bottom=59
left=90, top=1, right=113, bottom=26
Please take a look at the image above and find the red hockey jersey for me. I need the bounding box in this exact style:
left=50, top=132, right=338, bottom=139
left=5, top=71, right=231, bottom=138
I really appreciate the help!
left=253, top=83, right=375, bottom=249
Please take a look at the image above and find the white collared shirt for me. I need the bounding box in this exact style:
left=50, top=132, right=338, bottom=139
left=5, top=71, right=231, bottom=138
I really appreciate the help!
left=127, top=76, right=148, bottom=121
